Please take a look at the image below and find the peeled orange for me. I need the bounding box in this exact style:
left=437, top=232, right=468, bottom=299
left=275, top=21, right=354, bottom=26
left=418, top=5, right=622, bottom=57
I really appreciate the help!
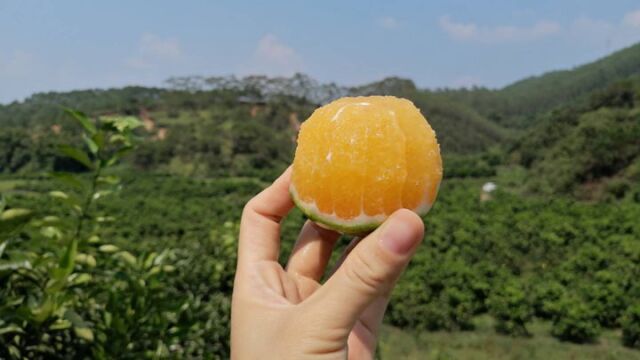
left=290, top=96, right=442, bottom=234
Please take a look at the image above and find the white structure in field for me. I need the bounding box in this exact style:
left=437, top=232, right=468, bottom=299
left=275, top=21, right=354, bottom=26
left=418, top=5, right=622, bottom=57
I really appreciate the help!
left=481, top=182, right=497, bottom=202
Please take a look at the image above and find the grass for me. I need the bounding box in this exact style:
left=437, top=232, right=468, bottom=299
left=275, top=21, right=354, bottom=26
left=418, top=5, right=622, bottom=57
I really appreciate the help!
left=378, top=315, right=640, bottom=360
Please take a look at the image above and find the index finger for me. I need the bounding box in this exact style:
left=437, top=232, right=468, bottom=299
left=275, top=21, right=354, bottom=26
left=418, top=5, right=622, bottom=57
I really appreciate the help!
left=238, top=167, right=294, bottom=268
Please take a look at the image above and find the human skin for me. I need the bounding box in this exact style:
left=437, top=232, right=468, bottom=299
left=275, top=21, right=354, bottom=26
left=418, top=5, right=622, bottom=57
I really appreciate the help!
left=231, top=167, right=425, bottom=359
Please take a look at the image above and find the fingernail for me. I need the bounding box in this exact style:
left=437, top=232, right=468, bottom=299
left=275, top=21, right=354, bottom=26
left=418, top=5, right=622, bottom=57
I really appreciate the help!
left=379, top=215, right=419, bottom=255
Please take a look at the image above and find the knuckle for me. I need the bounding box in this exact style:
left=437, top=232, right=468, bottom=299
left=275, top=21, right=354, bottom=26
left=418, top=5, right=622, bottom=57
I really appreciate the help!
left=343, top=250, right=388, bottom=295
left=242, top=199, right=255, bottom=216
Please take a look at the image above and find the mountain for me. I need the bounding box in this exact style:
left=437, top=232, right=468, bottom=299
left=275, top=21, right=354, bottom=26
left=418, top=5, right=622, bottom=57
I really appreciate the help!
left=497, top=42, right=640, bottom=126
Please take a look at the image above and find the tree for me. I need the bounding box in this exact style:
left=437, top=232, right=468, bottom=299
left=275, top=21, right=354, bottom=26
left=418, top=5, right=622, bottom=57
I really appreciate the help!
left=488, top=279, right=533, bottom=336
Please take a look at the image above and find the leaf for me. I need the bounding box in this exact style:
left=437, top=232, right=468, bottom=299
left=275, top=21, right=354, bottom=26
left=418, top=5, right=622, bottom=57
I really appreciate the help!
left=70, top=273, right=92, bottom=286
left=106, top=146, right=133, bottom=167
left=42, top=216, right=61, bottom=224
left=40, top=226, right=63, bottom=240
left=64, top=310, right=95, bottom=342
left=8, top=345, right=20, bottom=358
left=49, top=191, right=69, bottom=200
left=97, top=175, right=120, bottom=185
left=48, top=191, right=82, bottom=209
left=74, top=327, right=94, bottom=342
left=91, top=132, right=105, bottom=150
left=64, top=108, right=96, bottom=135
left=0, top=260, right=32, bottom=271
left=83, top=134, right=99, bottom=155
left=144, top=252, right=157, bottom=269
left=0, top=208, right=33, bottom=236
left=58, top=145, right=94, bottom=170
left=0, top=208, right=32, bottom=221
left=99, top=244, right=119, bottom=253
left=49, top=172, right=87, bottom=192
left=64, top=309, right=88, bottom=327
left=75, top=253, right=97, bottom=268
left=115, top=251, right=137, bottom=266
left=0, top=241, right=7, bottom=258
left=49, top=319, right=72, bottom=331
left=93, top=190, right=113, bottom=200
left=103, top=311, right=112, bottom=327
left=0, top=324, right=25, bottom=335
left=154, top=249, right=170, bottom=265
left=102, top=115, right=142, bottom=132
left=5, top=296, right=24, bottom=307
left=56, top=238, right=78, bottom=280
left=31, top=299, right=55, bottom=323
left=148, top=266, right=161, bottom=276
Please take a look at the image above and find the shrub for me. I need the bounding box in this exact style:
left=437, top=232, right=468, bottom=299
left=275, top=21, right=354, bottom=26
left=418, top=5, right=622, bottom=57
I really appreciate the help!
left=532, top=280, right=565, bottom=319
left=0, top=111, right=233, bottom=359
left=487, top=279, right=532, bottom=336
left=551, top=297, right=601, bottom=343
left=621, top=304, right=640, bottom=349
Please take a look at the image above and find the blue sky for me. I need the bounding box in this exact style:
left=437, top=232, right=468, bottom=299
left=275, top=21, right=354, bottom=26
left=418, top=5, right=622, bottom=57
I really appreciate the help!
left=2, top=1, right=640, bottom=103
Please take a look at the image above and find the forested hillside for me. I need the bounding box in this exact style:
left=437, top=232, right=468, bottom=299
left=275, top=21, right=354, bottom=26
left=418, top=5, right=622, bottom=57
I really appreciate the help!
left=512, top=79, right=640, bottom=198
left=438, top=42, right=640, bottom=128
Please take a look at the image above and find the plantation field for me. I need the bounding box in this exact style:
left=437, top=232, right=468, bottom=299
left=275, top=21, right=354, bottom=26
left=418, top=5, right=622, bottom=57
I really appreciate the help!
left=2, top=160, right=639, bottom=357
left=2, top=45, right=640, bottom=356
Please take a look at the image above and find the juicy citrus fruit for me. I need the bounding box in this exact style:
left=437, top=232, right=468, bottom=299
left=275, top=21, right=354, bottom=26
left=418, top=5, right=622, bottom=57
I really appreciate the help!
left=290, top=96, right=442, bottom=234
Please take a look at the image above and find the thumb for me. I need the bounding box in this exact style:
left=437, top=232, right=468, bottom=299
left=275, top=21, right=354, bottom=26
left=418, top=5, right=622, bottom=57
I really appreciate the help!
left=307, top=209, right=424, bottom=332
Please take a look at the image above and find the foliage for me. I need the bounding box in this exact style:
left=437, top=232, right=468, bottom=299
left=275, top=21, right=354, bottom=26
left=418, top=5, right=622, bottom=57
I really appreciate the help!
left=387, top=180, right=640, bottom=347
left=550, top=297, right=602, bottom=344
left=512, top=78, right=640, bottom=199
left=0, top=111, right=232, bottom=358
left=487, top=279, right=533, bottom=336
left=622, top=305, right=640, bottom=349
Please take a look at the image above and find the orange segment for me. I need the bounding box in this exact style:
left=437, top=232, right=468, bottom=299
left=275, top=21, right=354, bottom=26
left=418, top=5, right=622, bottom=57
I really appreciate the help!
left=329, top=103, right=368, bottom=219
left=362, top=105, right=406, bottom=216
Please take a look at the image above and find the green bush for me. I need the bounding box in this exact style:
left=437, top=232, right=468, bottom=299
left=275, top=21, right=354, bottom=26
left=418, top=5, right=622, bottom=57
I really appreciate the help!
left=532, top=280, right=565, bottom=319
left=487, top=279, right=532, bottom=336
left=582, top=270, right=627, bottom=328
left=551, top=297, right=602, bottom=343
left=0, top=111, right=233, bottom=359
left=621, top=304, right=640, bottom=349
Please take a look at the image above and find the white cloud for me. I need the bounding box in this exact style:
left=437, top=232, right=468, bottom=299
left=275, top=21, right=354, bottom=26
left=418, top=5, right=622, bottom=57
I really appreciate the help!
left=571, top=17, right=613, bottom=33
left=378, top=16, right=398, bottom=29
left=439, top=16, right=560, bottom=43
left=623, top=9, right=640, bottom=28
left=247, top=33, right=303, bottom=76
left=126, top=33, right=183, bottom=69
left=439, top=16, right=477, bottom=40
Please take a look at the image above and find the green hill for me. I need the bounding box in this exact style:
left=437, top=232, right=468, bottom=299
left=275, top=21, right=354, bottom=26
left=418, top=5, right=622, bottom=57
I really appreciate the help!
left=498, top=43, right=640, bottom=126
left=2, top=42, right=640, bottom=191
left=436, top=42, right=640, bottom=128
left=511, top=78, right=640, bottom=199
left=0, top=76, right=510, bottom=179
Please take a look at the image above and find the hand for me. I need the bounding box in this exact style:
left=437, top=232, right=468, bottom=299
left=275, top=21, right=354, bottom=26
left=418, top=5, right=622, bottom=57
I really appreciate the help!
left=231, top=167, right=424, bottom=359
